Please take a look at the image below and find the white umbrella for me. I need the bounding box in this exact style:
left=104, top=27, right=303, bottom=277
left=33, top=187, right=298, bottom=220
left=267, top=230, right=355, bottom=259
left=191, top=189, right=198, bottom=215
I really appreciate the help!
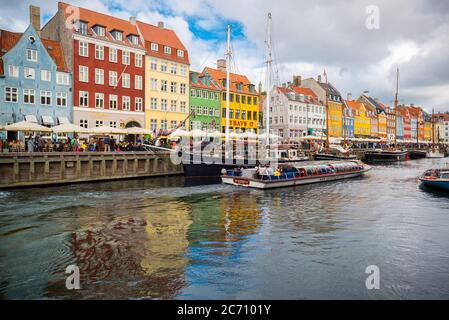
left=3, top=121, right=52, bottom=132
left=169, top=129, right=190, bottom=137
left=89, top=125, right=127, bottom=135
left=241, top=131, right=258, bottom=139
left=126, top=127, right=153, bottom=135
left=52, top=123, right=90, bottom=134
left=191, top=129, right=207, bottom=138
left=207, top=131, right=225, bottom=138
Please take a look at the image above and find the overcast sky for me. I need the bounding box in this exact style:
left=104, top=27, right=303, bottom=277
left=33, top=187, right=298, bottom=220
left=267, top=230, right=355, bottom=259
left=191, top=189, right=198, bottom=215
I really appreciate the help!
left=1, top=0, right=449, bottom=112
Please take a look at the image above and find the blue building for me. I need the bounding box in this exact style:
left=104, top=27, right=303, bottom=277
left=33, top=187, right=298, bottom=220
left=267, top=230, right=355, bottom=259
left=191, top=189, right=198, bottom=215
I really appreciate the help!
left=0, top=24, right=72, bottom=140
left=396, top=115, right=404, bottom=140
left=342, top=107, right=354, bottom=138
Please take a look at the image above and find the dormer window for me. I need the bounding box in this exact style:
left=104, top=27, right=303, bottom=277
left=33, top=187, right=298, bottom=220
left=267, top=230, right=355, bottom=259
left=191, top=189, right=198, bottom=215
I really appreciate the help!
left=78, top=21, right=88, bottom=35
left=164, top=46, right=172, bottom=55
left=128, top=35, right=139, bottom=45
left=177, top=49, right=184, bottom=57
left=151, top=43, right=158, bottom=51
left=94, top=25, right=106, bottom=37
left=113, top=31, right=123, bottom=41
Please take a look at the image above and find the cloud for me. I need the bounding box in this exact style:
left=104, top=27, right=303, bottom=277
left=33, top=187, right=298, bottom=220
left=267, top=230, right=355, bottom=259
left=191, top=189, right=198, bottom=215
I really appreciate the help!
left=1, top=0, right=449, bottom=111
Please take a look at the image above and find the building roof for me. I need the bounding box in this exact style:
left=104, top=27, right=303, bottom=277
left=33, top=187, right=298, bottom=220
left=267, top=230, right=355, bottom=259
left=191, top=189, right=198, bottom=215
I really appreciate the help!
left=203, top=67, right=257, bottom=95
left=345, top=100, right=365, bottom=112
left=138, top=22, right=189, bottom=64
left=277, top=86, right=322, bottom=105
left=190, top=71, right=219, bottom=91
left=58, top=2, right=144, bottom=50
left=361, top=94, right=387, bottom=114
left=434, top=113, right=449, bottom=121
left=0, top=28, right=68, bottom=75
left=317, top=81, right=342, bottom=100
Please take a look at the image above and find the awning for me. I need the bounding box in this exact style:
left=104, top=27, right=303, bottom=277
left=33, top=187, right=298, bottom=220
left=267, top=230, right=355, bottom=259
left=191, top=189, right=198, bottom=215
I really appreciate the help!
left=42, top=116, right=55, bottom=125
left=25, top=115, right=38, bottom=123
left=58, top=117, right=70, bottom=124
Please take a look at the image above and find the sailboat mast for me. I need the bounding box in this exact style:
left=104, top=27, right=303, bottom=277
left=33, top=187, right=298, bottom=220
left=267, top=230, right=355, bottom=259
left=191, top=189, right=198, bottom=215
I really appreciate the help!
left=432, top=108, right=435, bottom=152
left=265, top=13, right=273, bottom=146
left=394, top=68, right=399, bottom=146
left=325, top=72, right=330, bottom=150
left=225, top=25, right=232, bottom=141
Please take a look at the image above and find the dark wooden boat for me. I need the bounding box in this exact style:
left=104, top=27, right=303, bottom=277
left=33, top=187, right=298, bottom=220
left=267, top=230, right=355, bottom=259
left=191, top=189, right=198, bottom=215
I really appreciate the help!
left=408, top=150, right=427, bottom=159
left=314, top=153, right=357, bottom=161
left=364, top=150, right=407, bottom=163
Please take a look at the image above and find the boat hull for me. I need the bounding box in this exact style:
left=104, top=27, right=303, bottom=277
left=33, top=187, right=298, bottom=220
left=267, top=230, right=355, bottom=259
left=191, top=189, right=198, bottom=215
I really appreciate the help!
left=222, top=169, right=370, bottom=189
left=419, top=178, right=449, bottom=191
left=364, top=151, right=407, bottom=163
left=314, top=154, right=357, bottom=161
left=408, top=150, right=427, bottom=159
left=426, top=151, right=445, bottom=158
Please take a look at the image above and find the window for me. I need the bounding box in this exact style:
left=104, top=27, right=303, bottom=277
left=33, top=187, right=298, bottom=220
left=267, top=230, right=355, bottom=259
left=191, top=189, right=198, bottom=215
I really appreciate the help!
left=150, top=98, right=157, bottom=110
left=161, top=80, right=167, bottom=92
left=79, top=119, right=88, bottom=128
left=56, top=92, right=67, bottom=107
left=129, top=35, right=139, bottom=46
left=253, top=97, right=258, bottom=105
left=135, top=97, right=143, bottom=112
left=114, top=31, right=123, bottom=41
left=95, top=68, right=104, bottom=85
left=109, top=48, right=118, bottom=62
left=122, top=96, right=130, bottom=111
left=95, top=120, right=103, bottom=127
left=161, top=120, right=168, bottom=130
left=150, top=119, right=157, bottom=131
left=78, top=21, right=88, bottom=35
left=109, top=71, right=118, bottom=86
left=171, top=63, right=177, bottom=74
left=122, top=73, right=130, bottom=88
left=180, top=83, right=186, bottom=94
left=151, top=43, right=158, bottom=51
left=135, top=75, right=143, bottom=90
left=56, top=72, right=69, bottom=85
left=171, top=100, right=177, bottom=112
left=242, top=96, right=246, bottom=104
left=40, top=91, right=51, bottom=105
left=95, top=93, right=104, bottom=109
left=161, top=62, right=168, bottom=72
left=26, top=49, right=37, bottom=61
left=122, top=51, right=130, bottom=65
left=161, top=99, right=168, bottom=111
left=8, top=65, right=19, bottom=78
left=164, top=46, right=172, bottom=55
left=24, top=67, right=35, bottom=79
left=96, top=26, right=105, bottom=37
left=79, top=66, right=89, bottom=82
left=109, top=95, right=118, bottom=110
left=171, top=82, right=177, bottom=93
left=236, top=95, right=240, bottom=103
left=79, top=91, right=88, bottom=107
left=79, top=41, right=88, bottom=57
left=190, top=89, right=196, bottom=97
left=150, top=58, right=157, bottom=70
left=180, top=101, right=186, bottom=113
left=109, top=121, right=117, bottom=128
left=177, top=49, right=184, bottom=57
left=180, top=65, right=187, bottom=76
left=170, top=120, right=177, bottom=129
left=197, top=90, right=202, bottom=98
left=135, top=54, right=143, bottom=67
left=151, top=78, right=158, bottom=90
left=4, top=87, right=18, bottom=103
left=95, top=45, right=104, bottom=60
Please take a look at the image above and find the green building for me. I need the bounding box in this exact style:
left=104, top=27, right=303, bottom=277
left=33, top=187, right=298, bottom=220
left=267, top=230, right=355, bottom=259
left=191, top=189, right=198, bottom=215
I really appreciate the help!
left=189, top=71, right=221, bottom=131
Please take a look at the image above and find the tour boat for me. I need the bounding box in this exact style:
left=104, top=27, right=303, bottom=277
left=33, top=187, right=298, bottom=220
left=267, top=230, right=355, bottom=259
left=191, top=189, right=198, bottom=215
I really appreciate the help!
left=419, top=169, right=449, bottom=191
left=314, top=153, right=357, bottom=161
left=426, top=150, right=445, bottom=158
left=364, top=149, right=408, bottom=163
left=222, top=161, right=371, bottom=189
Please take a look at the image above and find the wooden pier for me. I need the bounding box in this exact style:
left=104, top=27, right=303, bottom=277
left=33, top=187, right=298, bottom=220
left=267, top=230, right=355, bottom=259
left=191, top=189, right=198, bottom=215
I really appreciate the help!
left=0, top=151, right=183, bottom=189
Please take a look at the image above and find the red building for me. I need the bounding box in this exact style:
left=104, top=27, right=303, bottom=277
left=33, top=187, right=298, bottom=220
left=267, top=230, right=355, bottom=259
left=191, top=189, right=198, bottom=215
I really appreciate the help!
left=398, top=106, right=411, bottom=140
left=42, top=2, right=146, bottom=129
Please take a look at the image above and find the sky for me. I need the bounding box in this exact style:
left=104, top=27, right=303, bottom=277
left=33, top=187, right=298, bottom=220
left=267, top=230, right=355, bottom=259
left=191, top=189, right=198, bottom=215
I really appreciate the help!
left=1, top=0, right=449, bottom=112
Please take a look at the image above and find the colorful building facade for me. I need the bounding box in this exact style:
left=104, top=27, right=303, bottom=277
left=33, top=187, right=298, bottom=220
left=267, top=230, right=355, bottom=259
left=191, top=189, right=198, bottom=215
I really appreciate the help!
left=0, top=23, right=72, bottom=137
left=204, top=61, right=259, bottom=133
left=346, top=100, right=370, bottom=137
left=189, top=71, right=220, bottom=130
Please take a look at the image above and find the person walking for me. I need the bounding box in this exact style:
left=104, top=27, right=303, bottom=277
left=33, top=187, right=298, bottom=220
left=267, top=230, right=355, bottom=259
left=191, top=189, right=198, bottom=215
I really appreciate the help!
left=104, top=135, right=111, bottom=152
left=27, top=135, right=34, bottom=152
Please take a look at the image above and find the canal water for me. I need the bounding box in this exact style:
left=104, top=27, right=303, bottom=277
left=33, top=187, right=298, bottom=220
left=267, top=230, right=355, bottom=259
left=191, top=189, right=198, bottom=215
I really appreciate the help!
left=1, top=158, right=449, bottom=300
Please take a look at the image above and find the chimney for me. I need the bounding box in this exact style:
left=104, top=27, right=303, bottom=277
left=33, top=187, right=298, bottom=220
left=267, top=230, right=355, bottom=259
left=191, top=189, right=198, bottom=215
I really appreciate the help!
left=293, top=75, right=301, bottom=86
left=258, top=81, right=262, bottom=94
left=29, top=5, right=41, bottom=35
left=363, top=90, right=369, bottom=97
left=347, top=93, right=352, bottom=101
left=217, top=59, right=226, bottom=72
left=317, top=75, right=322, bottom=83
left=158, top=21, right=164, bottom=29
left=129, top=16, right=137, bottom=25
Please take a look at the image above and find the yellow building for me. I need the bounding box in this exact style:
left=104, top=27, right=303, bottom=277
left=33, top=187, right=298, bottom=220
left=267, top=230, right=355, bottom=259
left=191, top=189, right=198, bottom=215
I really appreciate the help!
left=377, top=112, right=387, bottom=138
left=328, top=101, right=343, bottom=137
left=204, top=61, right=259, bottom=133
left=137, top=21, right=190, bottom=132
left=424, top=121, right=432, bottom=141
left=346, top=100, right=370, bottom=136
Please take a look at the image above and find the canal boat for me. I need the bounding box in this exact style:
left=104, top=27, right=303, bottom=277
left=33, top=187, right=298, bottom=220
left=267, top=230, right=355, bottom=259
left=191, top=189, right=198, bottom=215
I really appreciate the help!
left=419, top=169, right=449, bottom=191
left=364, top=149, right=408, bottom=163
left=222, top=161, right=371, bottom=189
left=426, top=150, right=445, bottom=158
left=314, top=153, right=357, bottom=161
left=408, top=150, right=427, bottom=159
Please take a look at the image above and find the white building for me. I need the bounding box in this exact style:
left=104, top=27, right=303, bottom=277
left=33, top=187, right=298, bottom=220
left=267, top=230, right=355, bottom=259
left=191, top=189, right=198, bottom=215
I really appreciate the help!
left=264, top=86, right=325, bottom=140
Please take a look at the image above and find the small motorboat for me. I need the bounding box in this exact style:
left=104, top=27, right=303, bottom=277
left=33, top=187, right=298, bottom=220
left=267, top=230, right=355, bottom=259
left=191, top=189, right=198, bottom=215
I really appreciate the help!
left=408, top=150, right=427, bottom=160
left=364, top=149, right=408, bottom=163
left=222, top=161, right=371, bottom=189
left=419, top=169, right=449, bottom=191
